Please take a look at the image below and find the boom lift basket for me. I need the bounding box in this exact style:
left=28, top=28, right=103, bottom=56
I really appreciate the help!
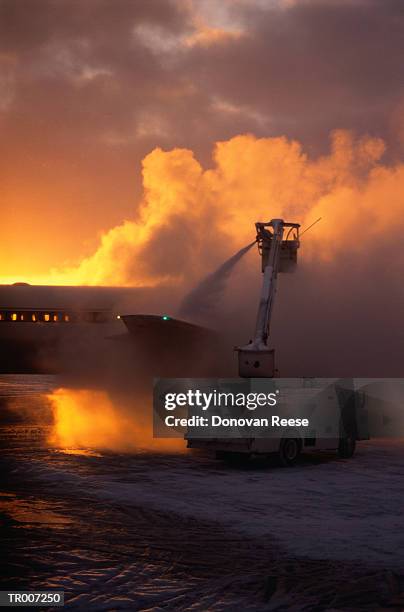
left=259, top=226, right=299, bottom=273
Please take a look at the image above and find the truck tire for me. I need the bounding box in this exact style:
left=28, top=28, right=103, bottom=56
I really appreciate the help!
left=338, top=436, right=356, bottom=458
left=279, top=438, right=301, bottom=466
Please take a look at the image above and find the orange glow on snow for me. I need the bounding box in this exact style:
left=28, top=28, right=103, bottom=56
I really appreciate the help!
left=48, top=388, right=185, bottom=453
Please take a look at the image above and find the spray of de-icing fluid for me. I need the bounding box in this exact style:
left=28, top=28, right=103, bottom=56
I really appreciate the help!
left=178, top=241, right=255, bottom=319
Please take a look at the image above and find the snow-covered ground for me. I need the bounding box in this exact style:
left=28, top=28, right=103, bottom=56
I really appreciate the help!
left=13, top=438, right=404, bottom=569
left=2, top=426, right=404, bottom=610
left=95, top=440, right=404, bottom=569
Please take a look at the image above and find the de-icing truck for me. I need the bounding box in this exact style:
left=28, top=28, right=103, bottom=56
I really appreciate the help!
left=186, top=219, right=369, bottom=465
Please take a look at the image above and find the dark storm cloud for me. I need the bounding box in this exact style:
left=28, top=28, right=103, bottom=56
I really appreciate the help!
left=0, top=0, right=185, bottom=52
left=1, top=0, right=403, bottom=167
left=0, top=0, right=188, bottom=140
left=182, top=0, right=404, bottom=152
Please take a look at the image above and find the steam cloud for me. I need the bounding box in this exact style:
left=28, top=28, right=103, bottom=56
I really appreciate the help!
left=52, top=130, right=401, bottom=289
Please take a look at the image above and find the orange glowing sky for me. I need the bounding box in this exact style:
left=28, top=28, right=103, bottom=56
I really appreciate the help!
left=0, top=0, right=403, bottom=285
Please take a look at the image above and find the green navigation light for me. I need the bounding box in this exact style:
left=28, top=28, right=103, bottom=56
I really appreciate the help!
left=162, top=315, right=170, bottom=321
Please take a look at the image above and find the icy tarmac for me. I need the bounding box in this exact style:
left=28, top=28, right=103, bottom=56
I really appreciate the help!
left=2, top=430, right=404, bottom=610
left=1, top=376, right=404, bottom=610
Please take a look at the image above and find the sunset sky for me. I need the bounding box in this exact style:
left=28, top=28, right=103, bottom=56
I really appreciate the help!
left=0, top=0, right=403, bottom=284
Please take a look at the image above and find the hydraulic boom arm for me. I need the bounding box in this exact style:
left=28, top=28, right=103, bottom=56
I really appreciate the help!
left=237, top=218, right=300, bottom=377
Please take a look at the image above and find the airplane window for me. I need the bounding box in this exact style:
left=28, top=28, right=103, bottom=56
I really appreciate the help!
left=32, top=314, right=37, bottom=322
left=44, top=313, right=50, bottom=322
left=53, top=314, right=58, bottom=322
left=20, top=314, right=24, bottom=321
left=64, top=314, right=70, bottom=322
left=11, top=313, right=17, bottom=321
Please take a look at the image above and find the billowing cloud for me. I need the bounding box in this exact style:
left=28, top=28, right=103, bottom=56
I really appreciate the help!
left=47, top=130, right=400, bottom=288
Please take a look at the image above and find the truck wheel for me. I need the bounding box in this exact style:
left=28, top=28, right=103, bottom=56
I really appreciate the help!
left=279, top=438, right=301, bottom=466
left=338, top=436, right=356, bottom=458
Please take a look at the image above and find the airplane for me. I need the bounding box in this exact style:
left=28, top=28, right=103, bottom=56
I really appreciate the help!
left=0, top=282, right=224, bottom=377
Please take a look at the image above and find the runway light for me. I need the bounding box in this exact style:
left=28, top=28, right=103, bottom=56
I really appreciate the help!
left=162, top=315, right=170, bottom=321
